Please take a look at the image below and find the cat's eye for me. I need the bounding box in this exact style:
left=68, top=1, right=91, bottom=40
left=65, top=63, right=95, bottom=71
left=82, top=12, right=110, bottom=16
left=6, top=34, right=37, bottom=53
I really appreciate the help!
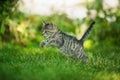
left=46, top=30, right=51, bottom=33
left=46, top=31, right=51, bottom=34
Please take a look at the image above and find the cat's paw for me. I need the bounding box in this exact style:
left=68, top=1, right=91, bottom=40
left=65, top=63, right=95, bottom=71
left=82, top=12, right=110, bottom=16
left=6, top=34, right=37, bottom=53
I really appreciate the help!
left=39, top=42, right=45, bottom=48
left=45, top=44, right=50, bottom=47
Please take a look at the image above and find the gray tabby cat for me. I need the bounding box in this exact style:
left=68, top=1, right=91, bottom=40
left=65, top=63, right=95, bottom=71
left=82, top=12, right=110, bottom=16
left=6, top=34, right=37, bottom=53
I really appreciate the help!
left=40, top=21, right=95, bottom=62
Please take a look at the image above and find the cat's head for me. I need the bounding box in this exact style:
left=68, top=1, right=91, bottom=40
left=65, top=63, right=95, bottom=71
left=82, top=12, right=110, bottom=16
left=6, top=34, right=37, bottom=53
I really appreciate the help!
left=42, top=21, right=58, bottom=38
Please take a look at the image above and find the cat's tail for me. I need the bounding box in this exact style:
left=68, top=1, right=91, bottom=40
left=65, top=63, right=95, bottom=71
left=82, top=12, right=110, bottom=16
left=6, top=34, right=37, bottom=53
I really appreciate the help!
left=80, top=21, right=95, bottom=43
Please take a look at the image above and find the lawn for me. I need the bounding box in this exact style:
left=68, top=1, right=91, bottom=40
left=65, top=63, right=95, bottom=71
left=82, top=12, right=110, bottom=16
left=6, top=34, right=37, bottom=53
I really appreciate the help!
left=0, top=44, right=120, bottom=80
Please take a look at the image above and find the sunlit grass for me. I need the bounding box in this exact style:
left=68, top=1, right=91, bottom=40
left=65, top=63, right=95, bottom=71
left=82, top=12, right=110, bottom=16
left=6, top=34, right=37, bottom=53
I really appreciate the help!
left=84, top=39, right=93, bottom=49
left=0, top=44, right=120, bottom=80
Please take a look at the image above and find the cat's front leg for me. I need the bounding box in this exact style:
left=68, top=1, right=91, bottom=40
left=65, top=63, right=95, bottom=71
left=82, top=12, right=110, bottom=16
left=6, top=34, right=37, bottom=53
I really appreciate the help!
left=39, top=40, right=47, bottom=48
left=45, top=39, right=56, bottom=47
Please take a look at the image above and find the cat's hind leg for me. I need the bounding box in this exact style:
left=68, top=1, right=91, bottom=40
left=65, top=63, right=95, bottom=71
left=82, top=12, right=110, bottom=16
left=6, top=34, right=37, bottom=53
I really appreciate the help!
left=39, top=40, right=47, bottom=48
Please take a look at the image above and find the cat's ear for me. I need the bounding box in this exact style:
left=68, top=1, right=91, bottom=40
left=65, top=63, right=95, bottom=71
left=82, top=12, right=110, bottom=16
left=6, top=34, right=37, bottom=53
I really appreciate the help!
left=42, top=21, right=46, bottom=26
left=49, top=23, right=55, bottom=29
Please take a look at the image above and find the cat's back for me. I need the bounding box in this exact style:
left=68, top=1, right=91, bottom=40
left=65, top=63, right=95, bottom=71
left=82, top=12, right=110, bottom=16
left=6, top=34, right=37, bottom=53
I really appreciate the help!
left=61, top=32, right=81, bottom=45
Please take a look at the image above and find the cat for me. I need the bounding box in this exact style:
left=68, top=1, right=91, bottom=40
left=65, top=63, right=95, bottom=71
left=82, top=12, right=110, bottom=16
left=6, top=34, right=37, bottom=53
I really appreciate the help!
left=40, top=21, right=95, bottom=62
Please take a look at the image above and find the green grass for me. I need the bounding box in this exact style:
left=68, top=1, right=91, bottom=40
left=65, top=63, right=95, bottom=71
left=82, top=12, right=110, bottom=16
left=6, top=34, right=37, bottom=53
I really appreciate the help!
left=0, top=45, right=120, bottom=80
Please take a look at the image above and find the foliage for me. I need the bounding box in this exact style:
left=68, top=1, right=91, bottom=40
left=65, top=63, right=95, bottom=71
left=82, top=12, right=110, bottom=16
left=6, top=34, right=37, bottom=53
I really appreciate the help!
left=0, top=0, right=120, bottom=47
left=0, top=0, right=18, bottom=43
left=85, top=0, right=120, bottom=46
left=0, top=0, right=18, bottom=33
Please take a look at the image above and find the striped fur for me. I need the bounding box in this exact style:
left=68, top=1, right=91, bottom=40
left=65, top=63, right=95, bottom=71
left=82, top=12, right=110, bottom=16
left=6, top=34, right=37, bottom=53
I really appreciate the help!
left=40, top=21, right=95, bottom=62
left=80, top=21, right=95, bottom=43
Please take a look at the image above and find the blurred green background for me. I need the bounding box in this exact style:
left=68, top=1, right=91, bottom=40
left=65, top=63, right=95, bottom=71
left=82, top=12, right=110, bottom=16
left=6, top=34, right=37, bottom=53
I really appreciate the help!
left=0, top=0, right=120, bottom=80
